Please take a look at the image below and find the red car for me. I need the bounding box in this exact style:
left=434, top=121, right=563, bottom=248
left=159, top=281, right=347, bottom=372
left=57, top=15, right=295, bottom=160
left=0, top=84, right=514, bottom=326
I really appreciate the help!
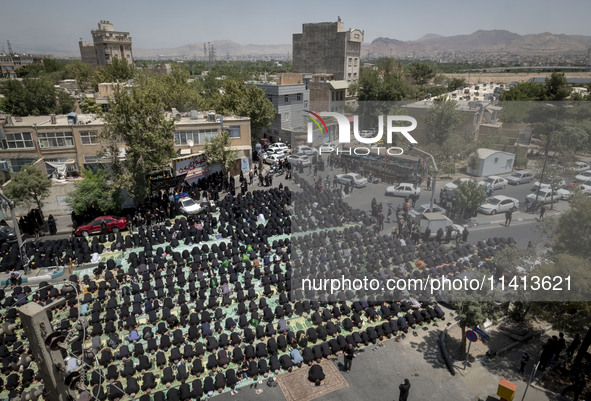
left=74, top=216, right=127, bottom=237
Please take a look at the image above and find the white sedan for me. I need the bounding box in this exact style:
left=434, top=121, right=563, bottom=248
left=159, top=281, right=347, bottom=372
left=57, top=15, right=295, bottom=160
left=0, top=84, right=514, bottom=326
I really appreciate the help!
left=444, top=178, right=474, bottom=195
left=575, top=170, right=591, bottom=183
left=526, top=189, right=558, bottom=205
left=478, top=195, right=519, bottom=215
left=478, top=176, right=508, bottom=190
left=179, top=197, right=202, bottom=215
left=318, top=144, right=336, bottom=154
left=336, top=173, right=368, bottom=188
left=286, top=154, right=311, bottom=166
left=531, top=179, right=566, bottom=191
left=408, top=203, right=447, bottom=220
left=295, top=145, right=319, bottom=156
left=263, top=154, right=286, bottom=164
left=385, top=183, right=421, bottom=197
left=268, top=143, right=289, bottom=153
left=573, top=161, right=590, bottom=173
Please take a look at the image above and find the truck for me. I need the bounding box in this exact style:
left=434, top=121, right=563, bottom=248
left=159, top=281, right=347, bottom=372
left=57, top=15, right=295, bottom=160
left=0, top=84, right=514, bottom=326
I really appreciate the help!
left=419, top=212, right=464, bottom=238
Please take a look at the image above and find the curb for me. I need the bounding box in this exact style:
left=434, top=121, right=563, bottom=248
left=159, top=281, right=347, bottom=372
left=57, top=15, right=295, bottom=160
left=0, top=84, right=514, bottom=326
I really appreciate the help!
left=468, top=212, right=561, bottom=227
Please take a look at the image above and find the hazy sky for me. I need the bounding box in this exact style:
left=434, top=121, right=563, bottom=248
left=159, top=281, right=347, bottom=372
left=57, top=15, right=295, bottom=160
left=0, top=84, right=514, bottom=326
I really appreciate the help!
left=2, top=0, right=590, bottom=53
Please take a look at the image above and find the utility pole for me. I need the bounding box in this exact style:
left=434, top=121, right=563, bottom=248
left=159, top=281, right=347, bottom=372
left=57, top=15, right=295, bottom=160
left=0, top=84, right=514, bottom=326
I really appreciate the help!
left=409, top=145, right=439, bottom=213
left=19, top=299, right=83, bottom=401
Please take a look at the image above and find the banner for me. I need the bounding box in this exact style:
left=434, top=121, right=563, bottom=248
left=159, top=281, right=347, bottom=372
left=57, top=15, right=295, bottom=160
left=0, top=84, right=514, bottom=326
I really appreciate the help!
left=150, top=173, right=187, bottom=191
left=174, top=154, right=208, bottom=178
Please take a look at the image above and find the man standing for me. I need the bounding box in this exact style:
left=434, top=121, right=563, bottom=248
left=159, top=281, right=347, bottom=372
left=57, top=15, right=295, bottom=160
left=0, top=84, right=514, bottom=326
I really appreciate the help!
left=539, top=204, right=546, bottom=221
left=399, top=378, right=411, bottom=401
left=426, top=176, right=432, bottom=191
left=505, top=210, right=513, bottom=227
left=462, top=227, right=469, bottom=243
left=343, top=343, right=354, bottom=373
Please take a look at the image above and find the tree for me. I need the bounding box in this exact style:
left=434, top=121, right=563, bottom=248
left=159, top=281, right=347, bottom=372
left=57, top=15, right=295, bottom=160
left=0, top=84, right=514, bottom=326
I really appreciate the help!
left=204, top=131, right=238, bottom=179
left=544, top=72, right=572, bottom=101
left=101, top=75, right=177, bottom=203
left=3, top=164, right=51, bottom=218
left=65, top=168, right=122, bottom=216
left=500, top=82, right=545, bottom=101
left=407, top=62, right=435, bottom=85
left=453, top=299, right=504, bottom=355
left=66, top=60, right=95, bottom=92
left=79, top=98, right=103, bottom=114
left=453, top=181, right=487, bottom=217
left=0, top=78, right=73, bottom=116
left=447, top=77, right=466, bottom=92
left=534, top=162, right=570, bottom=209
left=151, top=65, right=201, bottom=112
left=425, top=99, right=464, bottom=146
left=55, top=90, right=75, bottom=114
left=213, top=79, right=275, bottom=144
left=554, top=193, right=591, bottom=259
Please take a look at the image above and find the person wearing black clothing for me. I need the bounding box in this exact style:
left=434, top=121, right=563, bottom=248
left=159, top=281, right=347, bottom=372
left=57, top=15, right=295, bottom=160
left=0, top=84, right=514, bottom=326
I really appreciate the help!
left=343, top=343, right=355, bottom=372
left=308, top=364, right=325, bottom=386
left=505, top=210, right=513, bottom=227
left=561, top=372, right=586, bottom=401
left=399, top=378, right=411, bottom=401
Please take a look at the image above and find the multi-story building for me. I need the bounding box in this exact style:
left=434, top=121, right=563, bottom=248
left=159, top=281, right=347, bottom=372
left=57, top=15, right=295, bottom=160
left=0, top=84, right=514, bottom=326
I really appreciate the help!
left=254, top=73, right=309, bottom=145
left=0, top=111, right=251, bottom=180
left=0, top=53, right=44, bottom=78
left=292, top=20, right=364, bottom=85
left=79, top=21, right=133, bottom=67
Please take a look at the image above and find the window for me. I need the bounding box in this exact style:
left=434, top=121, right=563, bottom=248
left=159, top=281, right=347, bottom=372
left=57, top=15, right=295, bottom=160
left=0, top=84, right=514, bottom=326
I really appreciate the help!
left=494, top=157, right=499, bottom=164
left=84, top=155, right=102, bottom=163
left=38, top=132, right=74, bottom=149
left=354, top=58, right=358, bottom=67
left=228, top=126, right=241, bottom=138
left=284, top=95, right=289, bottom=103
left=348, top=58, right=352, bottom=66
left=296, top=94, right=301, bottom=101
left=174, top=129, right=219, bottom=145
left=79, top=130, right=99, bottom=145
left=2, top=132, right=34, bottom=149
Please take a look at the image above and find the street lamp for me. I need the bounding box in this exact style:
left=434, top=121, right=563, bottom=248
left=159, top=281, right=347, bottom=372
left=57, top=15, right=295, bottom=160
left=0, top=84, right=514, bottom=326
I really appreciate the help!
left=531, top=103, right=572, bottom=210
left=409, top=145, right=439, bottom=213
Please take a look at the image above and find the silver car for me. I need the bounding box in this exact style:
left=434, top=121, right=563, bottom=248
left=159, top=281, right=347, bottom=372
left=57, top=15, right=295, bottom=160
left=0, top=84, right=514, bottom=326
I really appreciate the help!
left=507, top=170, right=534, bottom=185
left=336, top=173, right=368, bottom=188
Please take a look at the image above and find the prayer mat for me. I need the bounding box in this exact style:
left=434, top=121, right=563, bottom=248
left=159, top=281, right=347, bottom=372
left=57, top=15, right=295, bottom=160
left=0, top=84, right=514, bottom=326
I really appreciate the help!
left=277, top=360, right=348, bottom=401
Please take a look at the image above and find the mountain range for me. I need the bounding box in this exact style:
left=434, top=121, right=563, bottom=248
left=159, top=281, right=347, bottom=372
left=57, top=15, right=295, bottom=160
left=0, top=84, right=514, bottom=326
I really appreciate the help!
left=363, top=30, right=591, bottom=57
left=40, top=29, right=591, bottom=59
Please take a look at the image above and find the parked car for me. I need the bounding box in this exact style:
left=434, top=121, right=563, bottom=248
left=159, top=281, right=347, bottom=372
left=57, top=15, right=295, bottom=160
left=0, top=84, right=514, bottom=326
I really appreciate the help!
left=443, top=178, right=474, bottom=196
left=295, top=145, right=318, bottom=156
left=532, top=179, right=566, bottom=191
left=286, top=154, right=311, bottom=166
left=408, top=203, right=447, bottom=220
left=525, top=189, right=558, bottom=205
left=268, top=143, right=289, bottom=153
left=74, top=216, right=127, bottom=237
left=318, top=144, right=337, bottom=153
left=478, top=176, right=508, bottom=190
left=478, top=195, right=519, bottom=215
left=385, top=183, right=421, bottom=197
left=419, top=213, right=464, bottom=239
left=507, top=170, right=534, bottom=185
left=574, top=170, right=591, bottom=183
left=264, top=148, right=287, bottom=157
left=573, top=161, right=590, bottom=173
left=179, top=197, right=202, bottom=215
left=336, top=173, right=368, bottom=188
left=263, top=154, right=286, bottom=165
left=556, top=183, right=578, bottom=200
left=577, top=180, right=591, bottom=195
left=0, top=226, right=18, bottom=244
left=258, top=138, right=271, bottom=148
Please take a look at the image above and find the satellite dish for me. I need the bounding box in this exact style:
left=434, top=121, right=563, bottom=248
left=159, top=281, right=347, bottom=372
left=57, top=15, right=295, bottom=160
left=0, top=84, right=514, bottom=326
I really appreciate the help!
left=187, top=139, right=194, bottom=147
